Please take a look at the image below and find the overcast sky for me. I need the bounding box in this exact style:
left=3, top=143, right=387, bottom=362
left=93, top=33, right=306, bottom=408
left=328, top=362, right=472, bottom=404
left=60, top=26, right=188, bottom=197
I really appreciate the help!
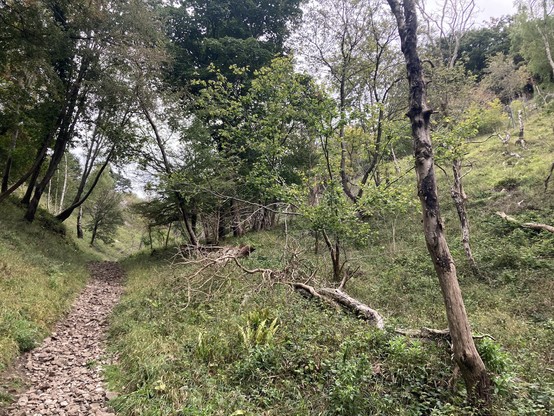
left=474, top=0, right=516, bottom=22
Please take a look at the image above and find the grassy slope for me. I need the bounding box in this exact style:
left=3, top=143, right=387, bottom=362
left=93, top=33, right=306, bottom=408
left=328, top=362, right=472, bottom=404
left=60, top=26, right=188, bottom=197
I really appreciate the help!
left=107, top=111, right=553, bottom=415
left=0, top=201, right=97, bottom=379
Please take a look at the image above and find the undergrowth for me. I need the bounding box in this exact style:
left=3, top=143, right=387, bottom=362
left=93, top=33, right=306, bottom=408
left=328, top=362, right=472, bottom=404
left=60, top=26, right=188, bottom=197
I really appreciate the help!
left=107, top=109, right=553, bottom=415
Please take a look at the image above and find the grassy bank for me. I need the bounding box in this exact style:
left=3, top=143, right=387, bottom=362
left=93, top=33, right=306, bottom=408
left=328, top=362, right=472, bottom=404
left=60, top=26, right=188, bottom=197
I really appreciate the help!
left=0, top=200, right=97, bottom=396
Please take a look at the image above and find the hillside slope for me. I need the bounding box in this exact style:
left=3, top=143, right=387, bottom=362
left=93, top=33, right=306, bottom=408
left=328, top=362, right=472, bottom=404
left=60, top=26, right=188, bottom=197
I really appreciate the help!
left=0, top=200, right=97, bottom=403
left=106, top=109, right=553, bottom=415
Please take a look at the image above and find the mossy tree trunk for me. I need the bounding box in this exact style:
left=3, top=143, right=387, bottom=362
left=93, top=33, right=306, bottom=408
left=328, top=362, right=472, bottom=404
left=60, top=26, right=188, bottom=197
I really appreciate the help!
left=385, top=0, right=492, bottom=408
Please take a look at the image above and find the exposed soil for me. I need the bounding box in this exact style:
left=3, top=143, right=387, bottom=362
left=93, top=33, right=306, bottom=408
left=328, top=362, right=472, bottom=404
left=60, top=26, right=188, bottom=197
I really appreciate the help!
left=0, top=262, right=124, bottom=416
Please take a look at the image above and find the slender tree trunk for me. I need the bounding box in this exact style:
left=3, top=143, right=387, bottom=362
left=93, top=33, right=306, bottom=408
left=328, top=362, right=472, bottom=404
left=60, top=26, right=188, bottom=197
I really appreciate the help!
left=1, top=128, right=19, bottom=193
left=164, top=222, right=172, bottom=248
left=140, top=101, right=198, bottom=247
left=322, top=230, right=342, bottom=282
left=0, top=132, right=51, bottom=204
left=47, top=177, right=52, bottom=212
left=21, top=153, right=46, bottom=206
left=24, top=58, right=89, bottom=222
left=357, top=108, right=384, bottom=200
left=451, top=160, right=480, bottom=276
left=231, top=199, right=244, bottom=237
left=58, top=152, right=69, bottom=214
left=339, top=72, right=357, bottom=203
left=516, top=110, right=525, bottom=148
left=90, top=223, right=98, bottom=246
left=54, top=164, right=60, bottom=213
left=386, top=0, right=491, bottom=408
left=391, top=144, right=401, bottom=174
left=77, top=206, right=84, bottom=239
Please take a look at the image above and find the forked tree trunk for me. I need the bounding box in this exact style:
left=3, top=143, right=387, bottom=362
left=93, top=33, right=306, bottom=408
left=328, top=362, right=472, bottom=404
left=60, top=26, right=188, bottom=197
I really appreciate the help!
left=386, top=0, right=491, bottom=408
left=322, top=230, right=343, bottom=282
left=451, top=160, right=480, bottom=277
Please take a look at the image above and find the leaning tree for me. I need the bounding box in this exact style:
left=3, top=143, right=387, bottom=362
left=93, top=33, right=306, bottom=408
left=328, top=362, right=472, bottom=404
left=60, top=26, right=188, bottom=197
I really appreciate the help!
left=385, top=0, right=492, bottom=408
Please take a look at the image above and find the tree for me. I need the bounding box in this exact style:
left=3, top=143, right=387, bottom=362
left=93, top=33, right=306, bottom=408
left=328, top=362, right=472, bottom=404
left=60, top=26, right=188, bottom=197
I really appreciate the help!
left=0, top=0, right=65, bottom=202
left=166, top=0, right=302, bottom=87
left=513, top=0, right=554, bottom=80
left=457, top=18, right=512, bottom=79
left=385, top=0, right=492, bottom=407
left=293, top=0, right=405, bottom=202
left=84, top=169, right=124, bottom=246
left=417, top=0, right=477, bottom=69
left=481, top=53, right=530, bottom=103
left=0, top=0, right=164, bottom=221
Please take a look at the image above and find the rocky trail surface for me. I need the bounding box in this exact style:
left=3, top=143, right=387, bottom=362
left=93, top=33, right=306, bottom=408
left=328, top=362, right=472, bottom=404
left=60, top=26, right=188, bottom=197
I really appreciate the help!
left=1, top=262, right=124, bottom=416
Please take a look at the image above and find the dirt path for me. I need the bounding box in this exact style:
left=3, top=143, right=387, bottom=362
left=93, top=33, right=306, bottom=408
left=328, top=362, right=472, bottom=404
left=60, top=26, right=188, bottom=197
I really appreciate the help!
left=1, top=262, right=124, bottom=416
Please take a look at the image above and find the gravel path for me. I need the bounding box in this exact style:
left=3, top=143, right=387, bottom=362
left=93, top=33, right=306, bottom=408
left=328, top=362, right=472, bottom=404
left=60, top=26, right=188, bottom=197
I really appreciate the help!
left=2, top=262, right=124, bottom=416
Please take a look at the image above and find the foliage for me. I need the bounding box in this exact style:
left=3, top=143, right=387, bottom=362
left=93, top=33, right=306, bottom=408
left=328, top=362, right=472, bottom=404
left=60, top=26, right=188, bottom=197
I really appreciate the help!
left=458, top=18, right=513, bottom=79
left=481, top=54, right=531, bottom=103
left=166, top=0, right=302, bottom=86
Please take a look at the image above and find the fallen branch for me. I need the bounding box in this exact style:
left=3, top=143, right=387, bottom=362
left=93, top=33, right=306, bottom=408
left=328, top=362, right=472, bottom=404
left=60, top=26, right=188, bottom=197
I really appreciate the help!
left=496, top=212, right=554, bottom=234
left=395, top=327, right=495, bottom=342
left=317, top=287, right=385, bottom=329
left=175, top=246, right=385, bottom=329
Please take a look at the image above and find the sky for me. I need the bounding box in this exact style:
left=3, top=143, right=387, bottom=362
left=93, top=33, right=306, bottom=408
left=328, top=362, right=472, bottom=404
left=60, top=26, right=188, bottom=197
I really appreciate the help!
left=474, top=0, right=516, bottom=21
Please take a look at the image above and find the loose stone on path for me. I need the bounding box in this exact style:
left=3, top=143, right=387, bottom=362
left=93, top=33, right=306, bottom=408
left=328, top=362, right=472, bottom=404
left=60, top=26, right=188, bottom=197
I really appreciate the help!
left=2, top=262, right=124, bottom=416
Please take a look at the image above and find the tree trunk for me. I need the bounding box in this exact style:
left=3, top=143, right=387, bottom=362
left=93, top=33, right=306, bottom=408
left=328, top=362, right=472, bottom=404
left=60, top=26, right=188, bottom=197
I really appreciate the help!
left=164, top=222, right=172, bottom=248
left=77, top=206, right=84, bottom=239
left=516, top=110, right=525, bottom=148
left=24, top=57, right=90, bottom=222
left=450, top=160, right=480, bottom=277
left=231, top=199, right=244, bottom=237
left=386, top=0, right=491, bottom=408
left=140, top=101, right=198, bottom=247
left=545, top=161, right=554, bottom=191
left=322, top=230, right=342, bottom=282
left=90, top=223, right=98, bottom=246
left=21, top=154, right=46, bottom=206
left=1, top=128, right=19, bottom=193
left=58, top=152, right=69, bottom=214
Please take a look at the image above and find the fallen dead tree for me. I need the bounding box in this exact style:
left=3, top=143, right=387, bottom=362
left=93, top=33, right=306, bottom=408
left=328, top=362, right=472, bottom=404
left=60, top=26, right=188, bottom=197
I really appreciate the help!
left=175, top=245, right=385, bottom=329
left=496, top=211, right=554, bottom=234
left=290, top=283, right=385, bottom=329
left=395, top=327, right=495, bottom=342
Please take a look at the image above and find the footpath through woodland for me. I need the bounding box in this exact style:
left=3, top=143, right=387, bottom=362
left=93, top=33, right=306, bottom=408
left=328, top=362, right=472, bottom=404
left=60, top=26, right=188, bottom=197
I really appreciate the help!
left=1, top=262, right=124, bottom=416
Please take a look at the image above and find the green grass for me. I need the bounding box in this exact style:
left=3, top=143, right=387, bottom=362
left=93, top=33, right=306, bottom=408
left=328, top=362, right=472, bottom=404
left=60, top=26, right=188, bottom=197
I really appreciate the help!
left=0, top=199, right=96, bottom=376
